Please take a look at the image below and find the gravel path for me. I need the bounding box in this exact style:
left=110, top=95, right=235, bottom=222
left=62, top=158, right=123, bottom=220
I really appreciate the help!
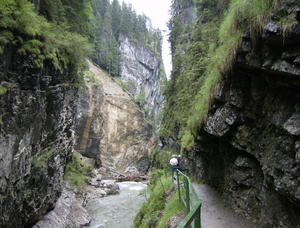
left=192, top=183, right=256, bottom=228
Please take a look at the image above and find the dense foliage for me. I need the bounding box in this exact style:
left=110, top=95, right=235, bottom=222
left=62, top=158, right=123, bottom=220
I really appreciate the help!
left=0, top=0, right=92, bottom=74
left=0, top=0, right=163, bottom=79
left=64, top=153, right=92, bottom=188
left=160, top=0, right=229, bottom=149
left=160, top=0, right=292, bottom=151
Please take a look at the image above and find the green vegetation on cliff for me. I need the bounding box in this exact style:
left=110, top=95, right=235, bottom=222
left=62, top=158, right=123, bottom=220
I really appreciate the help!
left=0, top=0, right=163, bottom=80
left=64, top=153, right=92, bottom=188
left=0, top=0, right=92, bottom=73
left=160, top=0, right=295, bottom=151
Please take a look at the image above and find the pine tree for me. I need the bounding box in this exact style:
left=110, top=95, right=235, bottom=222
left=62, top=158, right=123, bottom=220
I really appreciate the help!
left=120, top=2, right=133, bottom=38
left=110, top=0, right=121, bottom=39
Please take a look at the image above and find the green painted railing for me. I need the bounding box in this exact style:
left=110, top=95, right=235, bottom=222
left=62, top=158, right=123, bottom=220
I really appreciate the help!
left=175, top=168, right=202, bottom=228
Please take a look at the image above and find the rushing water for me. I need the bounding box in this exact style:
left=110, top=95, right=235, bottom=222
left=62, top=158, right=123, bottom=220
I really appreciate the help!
left=86, top=182, right=148, bottom=228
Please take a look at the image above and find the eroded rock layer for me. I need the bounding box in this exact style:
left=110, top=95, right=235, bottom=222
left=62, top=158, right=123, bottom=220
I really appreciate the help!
left=74, top=60, right=156, bottom=173
left=184, top=14, right=300, bottom=228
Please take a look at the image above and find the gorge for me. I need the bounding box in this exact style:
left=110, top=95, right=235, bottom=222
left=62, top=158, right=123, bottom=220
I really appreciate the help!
left=1, top=0, right=300, bottom=227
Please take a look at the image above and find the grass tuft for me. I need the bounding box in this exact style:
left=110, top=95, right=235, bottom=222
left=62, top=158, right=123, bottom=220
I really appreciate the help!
left=155, top=192, right=185, bottom=228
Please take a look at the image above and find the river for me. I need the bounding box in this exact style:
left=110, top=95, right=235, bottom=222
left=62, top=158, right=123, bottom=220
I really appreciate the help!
left=86, top=182, right=148, bottom=228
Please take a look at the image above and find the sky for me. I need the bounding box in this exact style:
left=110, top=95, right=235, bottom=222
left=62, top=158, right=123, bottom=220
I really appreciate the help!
left=121, top=0, right=173, bottom=78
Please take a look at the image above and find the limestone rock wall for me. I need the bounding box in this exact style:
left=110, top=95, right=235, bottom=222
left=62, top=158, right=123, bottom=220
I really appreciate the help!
left=74, top=60, right=156, bottom=173
left=118, top=35, right=165, bottom=120
left=183, top=10, right=300, bottom=228
left=0, top=45, right=77, bottom=227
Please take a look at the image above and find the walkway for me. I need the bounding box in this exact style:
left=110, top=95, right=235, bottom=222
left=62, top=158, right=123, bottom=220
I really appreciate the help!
left=192, top=183, right=256, bottom=228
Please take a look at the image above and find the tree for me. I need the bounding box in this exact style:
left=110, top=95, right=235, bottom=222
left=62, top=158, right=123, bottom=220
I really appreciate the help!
left=119, top=2, right=133, bottom=38
left=110, top=0, right=121, bottom=39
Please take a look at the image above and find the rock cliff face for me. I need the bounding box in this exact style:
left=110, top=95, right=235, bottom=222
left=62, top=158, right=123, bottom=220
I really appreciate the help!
left=118, top=35, right=165, bottom=121
left=0, top=45, right=76, bottom=227
left=74, top=60, right=156, bottom=173
left=0, top=40, right=159, bottom=227
left=183, top=7, right=300, bottom=228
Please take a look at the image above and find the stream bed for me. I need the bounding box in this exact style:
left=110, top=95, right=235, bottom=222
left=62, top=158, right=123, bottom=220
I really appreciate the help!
left=86, top=182, right=148, bottom=228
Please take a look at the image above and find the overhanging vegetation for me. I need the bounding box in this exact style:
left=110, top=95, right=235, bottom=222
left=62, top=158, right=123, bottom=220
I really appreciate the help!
left=160, top=0, right=295, bottom=151
left=0, top=0, right=91, bottom=72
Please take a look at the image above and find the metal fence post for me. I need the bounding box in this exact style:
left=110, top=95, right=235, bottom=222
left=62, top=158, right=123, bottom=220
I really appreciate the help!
left=185, top=175, right=190, bottom=214
left=177, top=170, right=181, bottom=201
left=194, top=207, right=201, bottom=228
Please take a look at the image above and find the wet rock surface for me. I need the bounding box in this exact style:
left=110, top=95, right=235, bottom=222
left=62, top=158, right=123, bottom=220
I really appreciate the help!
left=167, top=212, right=185, bottom=228
left=32, top=186, right=91, bottom=228
left=32, top=167, right=122, bottom=228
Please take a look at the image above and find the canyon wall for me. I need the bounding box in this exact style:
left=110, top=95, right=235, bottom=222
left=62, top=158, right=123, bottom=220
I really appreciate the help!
left=74, top=60, right=156, bottom=174
left=0, top=45, right=77, bottom=227
left=183, top=7, right=300, bottom=228
left=118, top=35, right=165, bottom=122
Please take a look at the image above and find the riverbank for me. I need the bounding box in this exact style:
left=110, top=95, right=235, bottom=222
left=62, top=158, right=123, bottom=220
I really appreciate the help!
left=32, top=170, right=121, bottom=228
left=31, top=151, right=150, bottom=227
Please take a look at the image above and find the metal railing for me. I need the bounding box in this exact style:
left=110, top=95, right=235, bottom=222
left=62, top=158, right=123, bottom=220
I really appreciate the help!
left=174, top=168, right=202, bottom=228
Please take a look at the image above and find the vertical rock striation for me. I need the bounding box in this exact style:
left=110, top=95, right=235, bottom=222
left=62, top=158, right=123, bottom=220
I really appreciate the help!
left=0, top=45, right=77, bottom=227
left=118, top=35, right=165, bottom=121
left=74, top=60, right=156, bottom=174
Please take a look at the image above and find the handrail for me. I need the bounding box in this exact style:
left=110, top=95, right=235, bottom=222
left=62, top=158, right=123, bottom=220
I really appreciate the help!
left=175, top=168, right=202, bottom=228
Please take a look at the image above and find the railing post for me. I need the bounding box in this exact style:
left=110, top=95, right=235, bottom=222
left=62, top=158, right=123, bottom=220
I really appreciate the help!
left=177, top=170, right=181, bottom=201
left=185, top=175, right=190, bottom=214
left=194, top=207, right=201, bottom=228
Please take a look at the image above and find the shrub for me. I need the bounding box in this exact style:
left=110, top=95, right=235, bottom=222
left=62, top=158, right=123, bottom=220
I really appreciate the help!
left=114, top=76, right=129, bottom=90
left=64, top=154, right=92, bottom=188
left=134, top=169, right=171, bottom=227
left=136, top=86, right=147, bottom=106
left=151, top=149, right=171, bottom=170
left=0, top=86, right=8, bottom=96
left=181, top=129, right=194, bottom=152
left=156, top=192, right=185, bottom=228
